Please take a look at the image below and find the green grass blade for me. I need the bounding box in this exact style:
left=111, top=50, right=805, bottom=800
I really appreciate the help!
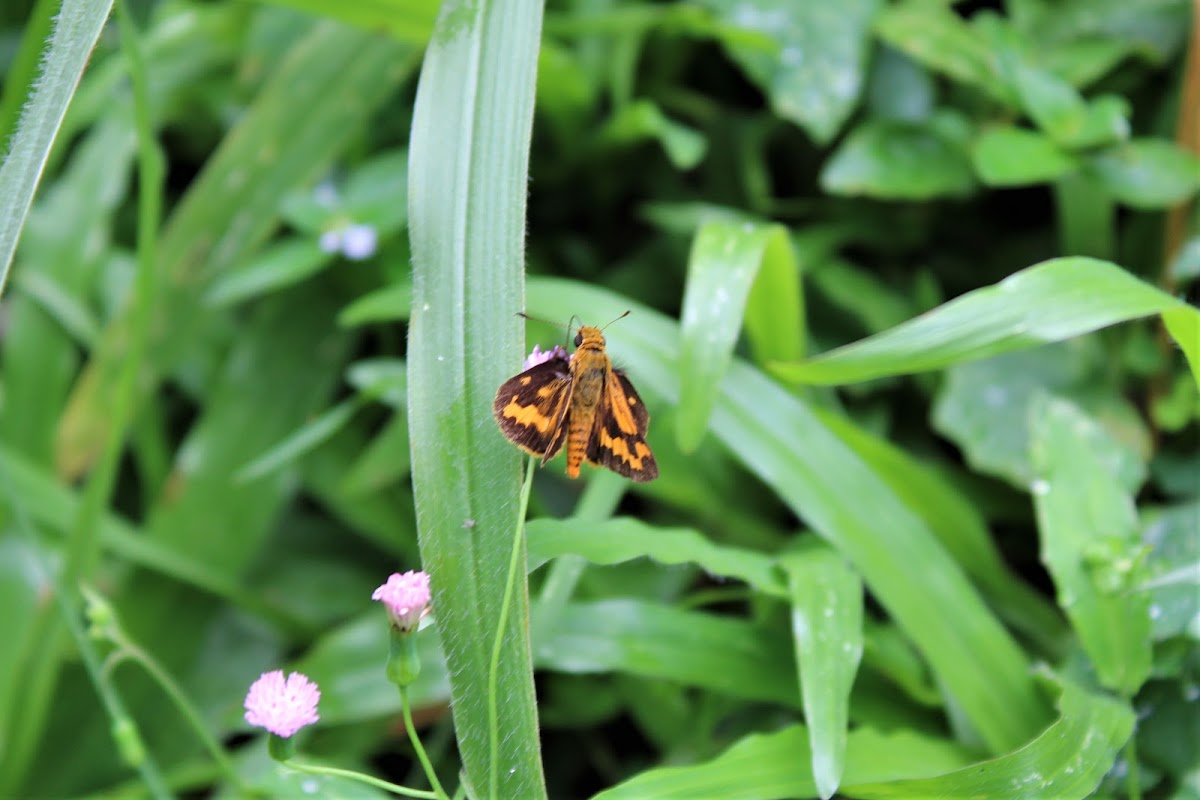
left=677, top=220, right=800, bottom=451
left=56, top=21, right=413, bottom=477
left=771, top=257, right=1184, bottom=385
left=1162, top=305, right=1200, bottom=389
left=534, top=599, right=798, bottom=707
left=527, top=276, right=1048, bottom=753
left=255, top=0, right=440, bottom=42
left=406, top=0, right=546, bottom=795
left=1030, top=395, right=1151, bottom=696
left=0, top=0, right=114, bottom=297
left=595, top=724, right=973, bottom=800
left=844, top=679, right=1134, bottom=799
left=783, top=546, right=863, bottom=800
left=0, top=0, right=59, bottom=151
left=526, top=517, right=786, bottom=597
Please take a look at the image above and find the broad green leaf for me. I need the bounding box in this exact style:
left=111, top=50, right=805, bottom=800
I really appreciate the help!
left=1140, top=502, right=1200, bottom=640
left=699, top=0, right=879, bottom=144
left=677, top=220, right=800, bottom=451
left=340, top=415, right=411, bottom=496
left=820, top=118, right=975, bottom=200
left=874, top=2, right=1012, bottom=105
left=1031, top=395, right=1152, bottom=696
left=255, top=0, right=439, bottom=43
left=595, top=724, right=972, bottom=800
left=0, top=0, right=114, bottom=297
left=528, top=278, right=1048, bottom=753
left=406, top=0, right=547, bottom=795
left=600, top=100, right=707, bottom=170
left=932, top=343, right=1149, bottom=492
left=9, top=271, right=100, bottom=347
left=1162, top=304, right=1200, bottom=390
left=865, top=46, right=934, bottom=123
left=338, top=282, right=413, bottom=327
left=525, top=517, right=786, bottom=598
left=205, top=238, right=332, bottom=307
left=844, top=679, right=1134, bottom=799
left=235, top=398, right=362, bottom=482
left=1087, top=140, right=1200, bottom=209
left=279, top=150, right=410, bottom=235
left=1011, top=63, right=1129, bottom=149
left=1019, top=0, right=1190, bottom=65
left=533, top=599, right=799, bottom=708
left=809, top=259, right=913, bottom=334
left=783, top=546, right=863, bottom=800
left=345, top=358, right=407, bottom=409
left=771, top=257, right=1184, bottom=385
left=972, top=127, right=1078, bottom=186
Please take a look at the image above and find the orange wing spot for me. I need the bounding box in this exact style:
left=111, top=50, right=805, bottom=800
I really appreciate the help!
left=628, top=396, right=637, bottom=405
left=599, top=429, right=647, bottom=469
left=502, top=398, right=553, bottom=433
left=536, top=385, right=556, bottom=399
left=519, top=376, right=532, bottom=386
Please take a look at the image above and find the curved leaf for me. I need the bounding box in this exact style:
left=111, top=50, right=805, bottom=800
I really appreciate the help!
left=526, top=517, right=786, bottom=597
left=772, top=257, right=1183, bottom=385
left=844, top=680, right=1134, bottom=799
left=784, top=546, right=863, bottom=799
left=677, top=219, right=800, bottom=451
left=406, top=0, right=547, bottom=795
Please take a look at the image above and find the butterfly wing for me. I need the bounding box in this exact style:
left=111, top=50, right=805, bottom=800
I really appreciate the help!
left=585, top=368, right=657, bottom=482
left=493, top=356, right=574, bottom=461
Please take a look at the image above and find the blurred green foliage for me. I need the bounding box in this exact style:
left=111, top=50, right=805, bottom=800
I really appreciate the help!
left=0, top=0, right=1197, bottom=798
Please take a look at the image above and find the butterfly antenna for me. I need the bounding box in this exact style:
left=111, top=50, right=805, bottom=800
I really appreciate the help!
left=516, top=311, right=568, bottom=329
left=600, top=310, right=631, bottom=331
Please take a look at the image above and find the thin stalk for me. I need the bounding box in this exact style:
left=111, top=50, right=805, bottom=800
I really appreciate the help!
left=488, top=457, right=537, bottom=799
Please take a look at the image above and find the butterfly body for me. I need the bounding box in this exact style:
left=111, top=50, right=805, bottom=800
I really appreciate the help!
left=493, top=325, right=658, bottom=482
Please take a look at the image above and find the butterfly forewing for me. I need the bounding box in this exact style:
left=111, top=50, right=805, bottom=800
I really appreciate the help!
left=492, top=355, right=574, bottom=460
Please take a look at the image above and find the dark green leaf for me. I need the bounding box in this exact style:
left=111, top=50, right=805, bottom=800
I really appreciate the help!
left=972, top=126, right=1078, bottom=186
left=820, top=118, right=975, bottom=200
left=1087, top=140, right=1200, bottom=209
left=406, top=0, right=547, bottom=794
left=700, top=0, right=879, bottom=144
left=1031, top=395, right=1152, bottom=696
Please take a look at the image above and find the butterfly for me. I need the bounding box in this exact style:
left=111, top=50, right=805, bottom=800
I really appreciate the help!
left=493, top=317, right=658, bottom=482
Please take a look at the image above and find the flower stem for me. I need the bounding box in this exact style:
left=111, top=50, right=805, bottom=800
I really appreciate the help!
left=488, top=456, right=537, bottom=800
left=282, top=760, right=440, bottom=799
left=400, top=684, right=449, bottom=800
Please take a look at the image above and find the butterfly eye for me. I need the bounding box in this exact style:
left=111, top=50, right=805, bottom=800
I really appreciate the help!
left=573, top=332, right=583, bottom=347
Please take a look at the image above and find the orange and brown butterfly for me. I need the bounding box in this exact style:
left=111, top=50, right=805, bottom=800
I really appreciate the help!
left=493, top=313, right=658, bottom=482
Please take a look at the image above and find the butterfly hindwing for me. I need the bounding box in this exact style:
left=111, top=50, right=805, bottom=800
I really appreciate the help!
left=493, top=356, right=573, bottom=459
left=584, top=368, right=658, bottom=482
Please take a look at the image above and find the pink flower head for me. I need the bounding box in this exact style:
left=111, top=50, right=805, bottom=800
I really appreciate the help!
left=372, top=570, right=431, bottom=632
left=523, top=344, right=568, bottom=371
left=243, top=670, right=320, bottom=738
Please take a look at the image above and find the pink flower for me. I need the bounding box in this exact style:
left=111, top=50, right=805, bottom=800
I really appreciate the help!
left=372, top=571, right=431, bottom=632
left=523, top=344, right=568, bottom=370
left=243, top=670, right=320, bottom=738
